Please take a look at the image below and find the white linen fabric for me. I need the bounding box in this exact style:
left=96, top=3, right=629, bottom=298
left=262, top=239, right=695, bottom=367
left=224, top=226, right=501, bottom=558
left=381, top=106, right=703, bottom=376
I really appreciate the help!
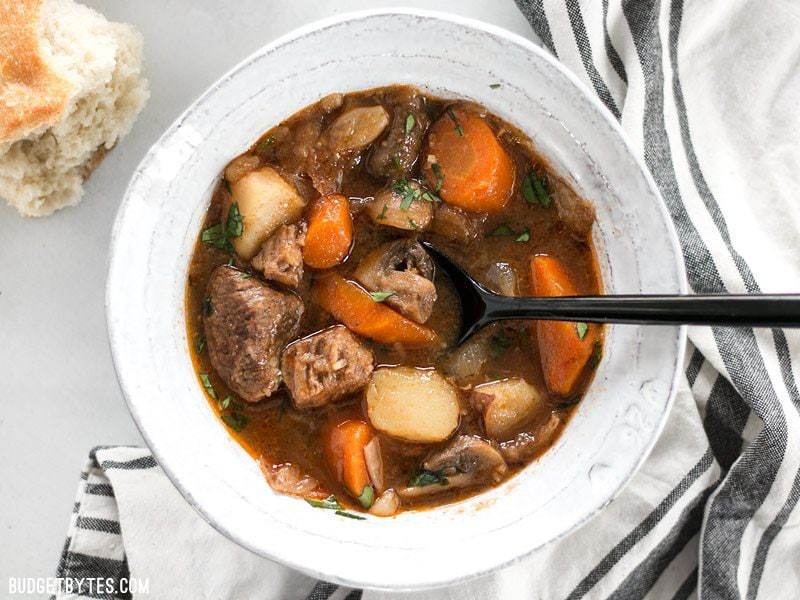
left=54, top=1, right=800, bottom=598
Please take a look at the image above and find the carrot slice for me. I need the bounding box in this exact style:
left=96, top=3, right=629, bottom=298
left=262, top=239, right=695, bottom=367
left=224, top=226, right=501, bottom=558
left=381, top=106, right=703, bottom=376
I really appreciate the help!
left=422, top=108, right=514, bottom=213
left=529, top=255, right=596, bottom=396
left=311, top=274, right=438, bottom=348
left=324, top=419, right=374, bottom=501
left=304, top=193, right=353, bottom=269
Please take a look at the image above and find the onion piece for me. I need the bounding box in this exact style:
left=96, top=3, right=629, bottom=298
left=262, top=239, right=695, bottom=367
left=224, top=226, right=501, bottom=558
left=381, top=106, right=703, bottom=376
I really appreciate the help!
left=484, top=262, right=518, bottom=296
left=369, top=489, right=400, bottom=517
left=363, top=437, right=385, bottom=492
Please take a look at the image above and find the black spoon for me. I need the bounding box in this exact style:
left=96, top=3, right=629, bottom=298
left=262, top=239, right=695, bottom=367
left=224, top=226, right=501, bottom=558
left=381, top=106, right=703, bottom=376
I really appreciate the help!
left=422, top=242, right=800, bottom=345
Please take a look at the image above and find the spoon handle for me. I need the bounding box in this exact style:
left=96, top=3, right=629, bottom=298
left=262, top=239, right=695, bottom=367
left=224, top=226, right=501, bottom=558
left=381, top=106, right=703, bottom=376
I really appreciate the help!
left=485, top=294, right=800, bottom=328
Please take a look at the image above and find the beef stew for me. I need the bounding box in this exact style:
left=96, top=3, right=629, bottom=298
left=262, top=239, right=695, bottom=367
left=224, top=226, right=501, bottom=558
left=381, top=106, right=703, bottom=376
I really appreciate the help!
left=186, top=85, right=603, bottom=517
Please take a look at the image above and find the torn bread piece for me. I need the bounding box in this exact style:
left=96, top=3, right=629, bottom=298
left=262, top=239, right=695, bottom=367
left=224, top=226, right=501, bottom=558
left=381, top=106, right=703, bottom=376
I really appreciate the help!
left=0, top=0, right=149, bottom=217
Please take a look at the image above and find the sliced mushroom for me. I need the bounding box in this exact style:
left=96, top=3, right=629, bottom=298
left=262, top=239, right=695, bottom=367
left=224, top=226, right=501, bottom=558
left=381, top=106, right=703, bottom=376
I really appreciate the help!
left=365, top=180, right=434, bottom=231
left=398, top=436, right=507, bottom=499
left=368, top=89, right=429, bottom=178
left=499, top=413, right=561, bottom=465
left=324, top=105, right=390, bottom=154
left=470, top=378, right=543, bottom=440
left=352, top=239, right=437, bottom=323
left=259, top=459, right=324, bottom=498
left=369, top=489, right=401, bottom=517
left=427, top=203, right=486, bottom=243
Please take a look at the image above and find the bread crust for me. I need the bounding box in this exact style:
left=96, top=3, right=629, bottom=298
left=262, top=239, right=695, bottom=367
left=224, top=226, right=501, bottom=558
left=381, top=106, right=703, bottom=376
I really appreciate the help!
left=0, top=0, right=72, bottom=143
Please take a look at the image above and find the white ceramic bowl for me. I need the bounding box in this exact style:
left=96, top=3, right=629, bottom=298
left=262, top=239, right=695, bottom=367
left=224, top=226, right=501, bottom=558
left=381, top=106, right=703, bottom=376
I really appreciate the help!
left=107, top=9, right=687, bottom=591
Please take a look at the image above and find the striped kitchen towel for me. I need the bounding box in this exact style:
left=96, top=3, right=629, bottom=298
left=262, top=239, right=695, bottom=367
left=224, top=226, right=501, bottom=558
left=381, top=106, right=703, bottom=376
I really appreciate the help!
left=55, top=1, right=800, bottom=598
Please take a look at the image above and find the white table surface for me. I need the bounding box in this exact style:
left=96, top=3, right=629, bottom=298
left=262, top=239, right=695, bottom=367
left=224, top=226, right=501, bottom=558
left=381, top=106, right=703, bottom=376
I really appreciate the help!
left=0, top=0, right=537, bottom=586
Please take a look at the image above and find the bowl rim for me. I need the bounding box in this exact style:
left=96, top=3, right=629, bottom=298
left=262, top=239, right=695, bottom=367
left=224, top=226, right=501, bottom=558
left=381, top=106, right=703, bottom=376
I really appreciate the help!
left=106, top=7, right=688, bottom=590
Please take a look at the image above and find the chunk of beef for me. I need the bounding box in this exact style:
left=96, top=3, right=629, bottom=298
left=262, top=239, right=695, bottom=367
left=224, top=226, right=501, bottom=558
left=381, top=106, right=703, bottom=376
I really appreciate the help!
left=352, top=239, right=437, bottom=323
left=281, top=325, right=374, bottom=409
left=428, top=203, right=486, bottom=243
left=368, top=89, right=429, bottom=178
left=251, top=222, right=307, bottom=288
left=203, top=266, right=303, bottom=402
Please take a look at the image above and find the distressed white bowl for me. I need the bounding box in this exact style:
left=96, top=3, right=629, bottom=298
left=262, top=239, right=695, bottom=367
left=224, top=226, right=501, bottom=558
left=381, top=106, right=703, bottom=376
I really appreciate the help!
left=107, top=9, right=687, bottom=591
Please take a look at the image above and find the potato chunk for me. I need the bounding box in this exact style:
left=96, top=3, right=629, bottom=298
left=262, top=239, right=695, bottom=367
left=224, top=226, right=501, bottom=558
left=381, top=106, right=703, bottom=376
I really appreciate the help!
left=324, top=105, right=390, bottom=153
left=471, top=378, right=542, bottom=440
left=225, top=167, right=307, bottom=259
left=366, top=367, right=460, bottom=443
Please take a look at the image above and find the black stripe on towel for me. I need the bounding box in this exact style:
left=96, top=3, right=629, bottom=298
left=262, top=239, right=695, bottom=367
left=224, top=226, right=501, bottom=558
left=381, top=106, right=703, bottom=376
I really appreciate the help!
left=602, top=0, right=628, bottom=83
left=85, top=482, right=116, bottom=497
left=100, top=456, right=158, bottom=470
left=703, top=375, right=749, bottom=471
left=671, top=567, right=698, bottom=600
left=515, top=0, right=558, bottom=56
left=565, top=0, right=622, bottom=117
left=75, top=516, right=122, bottom=535
left=685, top=348, right=704, bottom=387
left=306, top=581, right=339, bottom=600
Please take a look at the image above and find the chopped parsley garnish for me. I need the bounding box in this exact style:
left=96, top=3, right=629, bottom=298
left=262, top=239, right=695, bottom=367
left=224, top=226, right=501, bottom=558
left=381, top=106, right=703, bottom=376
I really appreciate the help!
left=199, top=373, right=217, bottom=400
left=335, top=510, right=366, bottom=520
left=409, top=469, right=448, bottom=487
left=391, top=154, right=402, bottom=169
left=408, top=218, right=420, bottom=230
left=486, top=223, right=515, bottom=237
left=220, top=396, right=232, bottom=410
left=225, top=202, right=244, bottom=238
left=489, top=83, right=502, bottom=89
left=201, top=202, right=243, bottom=252
left=576, top=322, right=589, bottom=340
left=523, top=170, right=552, bottom=207
left=431, top=163, right=444, bottom=192
left=221, top=412, right=248, bottom=432
left=306, top=495, right=342, bottom=510
left=392, top=179, right=421, bottom=210
left=515, top=228, right=531, bottom=243
left=446, top=108, right=464, bottom=136
left=306, top=496, right=365, bottom=519
left=377, top=204, right=389, bottom=220
left=202, top=296, right=213, bottom=317
left=405, top=114, right=415, bottom=135
left=489, top=328, right=514, bottom=358
left=240, top=272, right=252, bottom=279
left=357, top=484, right=375, bottom=509
left=369, top=291, right=395, bottom=302
left=200, top=223, right=233, bottom=251
left=421, top=191, right=441, bottom=203
left=194, top=334, right=206, bottom=354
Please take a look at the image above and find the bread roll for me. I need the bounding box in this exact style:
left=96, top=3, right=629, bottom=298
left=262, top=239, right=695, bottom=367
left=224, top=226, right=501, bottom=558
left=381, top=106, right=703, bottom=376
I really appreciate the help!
left=0, top=0, right=149, bottom=217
